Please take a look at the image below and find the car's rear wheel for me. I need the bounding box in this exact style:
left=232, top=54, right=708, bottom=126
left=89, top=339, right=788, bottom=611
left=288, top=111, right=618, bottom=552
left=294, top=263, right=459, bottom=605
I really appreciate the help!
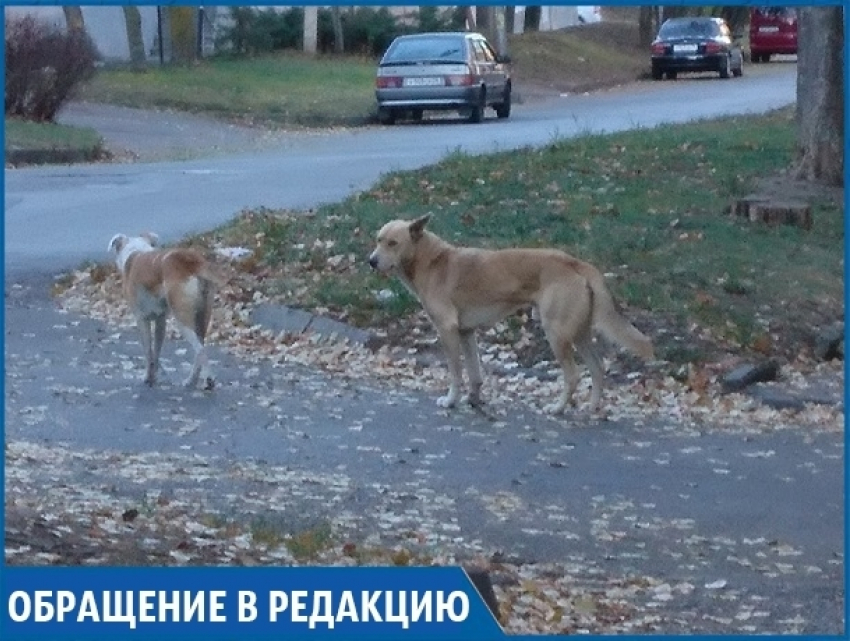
left=719, top=54, right=731, bottom=78
left=732, top=57, right=743, bottom=77
left=651, top=65, right=664, bottom=80
left=494, top=83, right=511, bottom=119
left=378, top=107, right=396, bottom=125
left=665, top=70, right=678, bottom=80
left=468, top=88, right=485, bottom=123
left=410, top=109, right=424, bottom=122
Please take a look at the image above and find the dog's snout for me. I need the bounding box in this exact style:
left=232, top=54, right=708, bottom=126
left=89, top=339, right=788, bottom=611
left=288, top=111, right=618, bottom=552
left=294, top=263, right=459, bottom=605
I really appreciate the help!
left=368, top=253, right=379, bottom=270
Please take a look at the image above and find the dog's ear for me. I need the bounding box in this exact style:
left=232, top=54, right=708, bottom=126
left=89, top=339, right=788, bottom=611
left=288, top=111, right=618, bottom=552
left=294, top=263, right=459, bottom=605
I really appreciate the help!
left=408, top=214, right=431, bottom=242
left=141, top=232, right=160, bottom=247
left=108, top=234, right=128, bottom=254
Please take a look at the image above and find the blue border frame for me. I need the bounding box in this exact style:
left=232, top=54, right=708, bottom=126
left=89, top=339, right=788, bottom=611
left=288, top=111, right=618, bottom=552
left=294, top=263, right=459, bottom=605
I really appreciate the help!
left=1, top=2, right=847, bottom=640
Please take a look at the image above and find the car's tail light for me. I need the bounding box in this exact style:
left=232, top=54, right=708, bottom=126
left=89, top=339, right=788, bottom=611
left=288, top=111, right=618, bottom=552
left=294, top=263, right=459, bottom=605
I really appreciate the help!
left=651, top=43, right=666, bottom=55
left=446, top=74, right=474, bottom=86
left=704, top=42, right=723, bottom=54
left=376, top=76, right=402, bottom=89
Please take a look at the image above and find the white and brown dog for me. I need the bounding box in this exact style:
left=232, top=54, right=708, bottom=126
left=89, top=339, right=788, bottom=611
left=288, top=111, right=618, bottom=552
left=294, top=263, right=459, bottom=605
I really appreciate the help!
left=108, top=232, right=224, bottom=390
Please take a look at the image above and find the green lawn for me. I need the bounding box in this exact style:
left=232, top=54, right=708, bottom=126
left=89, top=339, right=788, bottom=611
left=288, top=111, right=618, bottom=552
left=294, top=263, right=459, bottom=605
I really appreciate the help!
left=195, top=107, right=843, bottom=365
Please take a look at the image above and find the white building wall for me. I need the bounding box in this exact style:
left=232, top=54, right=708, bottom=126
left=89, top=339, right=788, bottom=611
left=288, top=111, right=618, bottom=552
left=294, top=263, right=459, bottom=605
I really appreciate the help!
left=5, top=6, right=160, bottom=61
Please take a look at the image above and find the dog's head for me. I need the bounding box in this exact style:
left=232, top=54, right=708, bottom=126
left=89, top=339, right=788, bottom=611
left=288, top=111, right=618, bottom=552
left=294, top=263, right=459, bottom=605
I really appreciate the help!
left=368, top=215, right=430, bottom=275
left=108, top=232, right=159, bottom=272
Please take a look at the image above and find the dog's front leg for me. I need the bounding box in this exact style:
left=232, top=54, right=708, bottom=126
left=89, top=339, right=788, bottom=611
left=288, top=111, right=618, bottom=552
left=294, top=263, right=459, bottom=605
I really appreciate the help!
left=136, top=318, right=156, bottom=386
left=435, top=322, right=464, bottom=409
left=150, top=315, right=166, bottom=384
left=460, top=329, right=484, bottom=407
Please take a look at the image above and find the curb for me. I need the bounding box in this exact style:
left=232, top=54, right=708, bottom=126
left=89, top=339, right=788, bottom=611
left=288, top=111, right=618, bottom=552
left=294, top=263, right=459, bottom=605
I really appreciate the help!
left=250, top=302, right=377, bottom=348
left=5, top=146, right=108, bottom=167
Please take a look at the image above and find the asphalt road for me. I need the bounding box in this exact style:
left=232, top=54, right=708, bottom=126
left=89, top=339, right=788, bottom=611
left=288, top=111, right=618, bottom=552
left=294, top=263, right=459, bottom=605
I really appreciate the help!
left=4, top=63, right=845, bottom=633
left=4, top=267, right=845, bottom=633
left=5, top=64, right=798, bottom=277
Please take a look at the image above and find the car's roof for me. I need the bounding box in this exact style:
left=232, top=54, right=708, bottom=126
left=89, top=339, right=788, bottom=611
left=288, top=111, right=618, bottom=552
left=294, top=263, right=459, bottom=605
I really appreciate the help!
left=393, top=32, right=484, bottom=40
left=664, top=16, right=723, bottom=24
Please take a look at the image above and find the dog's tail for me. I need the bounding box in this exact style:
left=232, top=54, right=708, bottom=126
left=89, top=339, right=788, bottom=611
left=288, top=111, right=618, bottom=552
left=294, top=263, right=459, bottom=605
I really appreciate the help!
left=583, top=265, right=654, bottom=360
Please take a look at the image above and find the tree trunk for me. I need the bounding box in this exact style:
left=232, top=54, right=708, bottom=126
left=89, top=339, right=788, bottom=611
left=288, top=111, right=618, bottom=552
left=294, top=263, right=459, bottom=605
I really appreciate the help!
left=303, top=6, right=318, bottom=54
left=505, top=6, right=515, bottom=35
left=638, top=6, right=654, bottom=48
left=331, top=7, right=344, bottom=54
left=494, top=7, right=508, bottom=57
left=62, top=7, right=85, bottom=34
left=122, top=6, right=146, bottom=70
left=475, top=6, right=492, bottom=39
left=523, top=6, right=541, bottom=32
left=794, top=6, right=844, bottom=186
left=167, top=6, right=197, bottom=64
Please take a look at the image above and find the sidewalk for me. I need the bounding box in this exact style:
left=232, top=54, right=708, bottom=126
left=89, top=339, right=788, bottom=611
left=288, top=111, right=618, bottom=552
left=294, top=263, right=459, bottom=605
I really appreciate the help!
left=5, top=266, right=845, bottom=634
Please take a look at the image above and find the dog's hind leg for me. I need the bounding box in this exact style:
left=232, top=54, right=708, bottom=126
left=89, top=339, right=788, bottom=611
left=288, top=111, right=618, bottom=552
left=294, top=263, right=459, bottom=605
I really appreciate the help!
left=539, top=285, right=594, bottom=414
left=176, top=323, right=209, bottom=389
left=460, top=329, right=484, bottom=406
left=574, top=333, right=606, bottom=412
left=543, top=335, right=579, bottom=415
left=170, top=278, right=216, bottom=390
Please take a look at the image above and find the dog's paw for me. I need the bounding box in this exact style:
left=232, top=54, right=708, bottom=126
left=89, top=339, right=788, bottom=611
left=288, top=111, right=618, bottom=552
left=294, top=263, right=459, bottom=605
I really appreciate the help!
left=436, top=394, right=458, bottom=409
left=545, top=399, right=567, bottom=415
left=463, top=392, right=485, bottom=408
left=202, top=377, right=215, bottom=391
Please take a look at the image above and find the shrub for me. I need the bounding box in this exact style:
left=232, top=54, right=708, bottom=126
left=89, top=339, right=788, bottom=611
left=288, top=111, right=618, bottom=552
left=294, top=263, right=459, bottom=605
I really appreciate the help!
left=418, top=6, right=467, bottom=32
left=335, top=7, right=404, bottom=56
left=5, top=15, right=98, bottom=122
left=219, top=7, right=303, bottom=55
left=216, top=6, right=463, bottom=59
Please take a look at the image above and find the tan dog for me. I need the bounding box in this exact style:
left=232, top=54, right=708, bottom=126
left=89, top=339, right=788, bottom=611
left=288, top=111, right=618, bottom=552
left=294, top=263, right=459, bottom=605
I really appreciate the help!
left=108, top=232, right=224, bottom=390
left=368, top=215, right=654, bottom=414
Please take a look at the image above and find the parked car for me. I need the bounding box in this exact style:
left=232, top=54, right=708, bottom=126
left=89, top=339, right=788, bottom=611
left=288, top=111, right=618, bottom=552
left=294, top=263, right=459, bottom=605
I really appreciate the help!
left=375, top=32, right=511, bottom=125
left=650, top=16, right=744, bottom=80
left=749, top=6, right=798, bottom=62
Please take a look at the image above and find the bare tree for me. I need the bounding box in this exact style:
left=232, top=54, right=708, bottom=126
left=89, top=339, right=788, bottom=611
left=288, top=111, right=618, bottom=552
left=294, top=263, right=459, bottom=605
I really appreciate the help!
left=638, top=6, right=655, bottom=48
left=303, top=6, right=318, bottom=54
left=476, top=5, right=494, bottom=40
left=331, top=7, right=344, bottom=54
left=122, top=6, right=146, bottom=70
left=525, top=6, right=543, bottom=32
left=167, top=6, right=197, bottom=64
left=61, top=6, right=85, bottom=34
left=794, top=6, right=843, bottom=186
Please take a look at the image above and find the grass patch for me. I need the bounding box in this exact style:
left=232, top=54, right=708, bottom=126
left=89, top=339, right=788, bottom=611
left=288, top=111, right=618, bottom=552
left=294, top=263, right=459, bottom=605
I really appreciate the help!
left=77, top=26, right=649, bottom=129
left=283, top=522, right=335, bottom=561
left=79, top=54, right=378, bottom=128
left=5, top=117, right=103, bottom=152
left=200, top=107, right=842, bottom=365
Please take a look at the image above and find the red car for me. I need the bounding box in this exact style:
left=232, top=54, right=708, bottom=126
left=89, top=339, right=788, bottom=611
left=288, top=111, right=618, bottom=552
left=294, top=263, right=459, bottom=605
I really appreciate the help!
left=749, top=7, right=798, bottom=63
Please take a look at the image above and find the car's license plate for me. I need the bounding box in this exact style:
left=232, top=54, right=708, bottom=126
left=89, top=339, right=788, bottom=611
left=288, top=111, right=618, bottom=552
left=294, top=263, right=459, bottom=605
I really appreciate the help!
left=403, top=77, right=444, bottom=87
left=759, top=26, right=780, bottom=33
left=673, top=44, right=698, bottom=54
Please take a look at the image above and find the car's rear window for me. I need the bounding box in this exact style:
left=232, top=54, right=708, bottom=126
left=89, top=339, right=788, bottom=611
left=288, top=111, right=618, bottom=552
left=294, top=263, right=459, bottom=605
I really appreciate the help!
left=382, top=37, right=466, bottom=64
left=659, top=19, right=720, bottom=39
left=752, top=7, right=797, bottom=21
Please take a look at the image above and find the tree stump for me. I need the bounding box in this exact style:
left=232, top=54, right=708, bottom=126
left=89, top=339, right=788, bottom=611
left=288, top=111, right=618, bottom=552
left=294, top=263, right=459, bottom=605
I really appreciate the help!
left=731, top=196, right=813, bottom=230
